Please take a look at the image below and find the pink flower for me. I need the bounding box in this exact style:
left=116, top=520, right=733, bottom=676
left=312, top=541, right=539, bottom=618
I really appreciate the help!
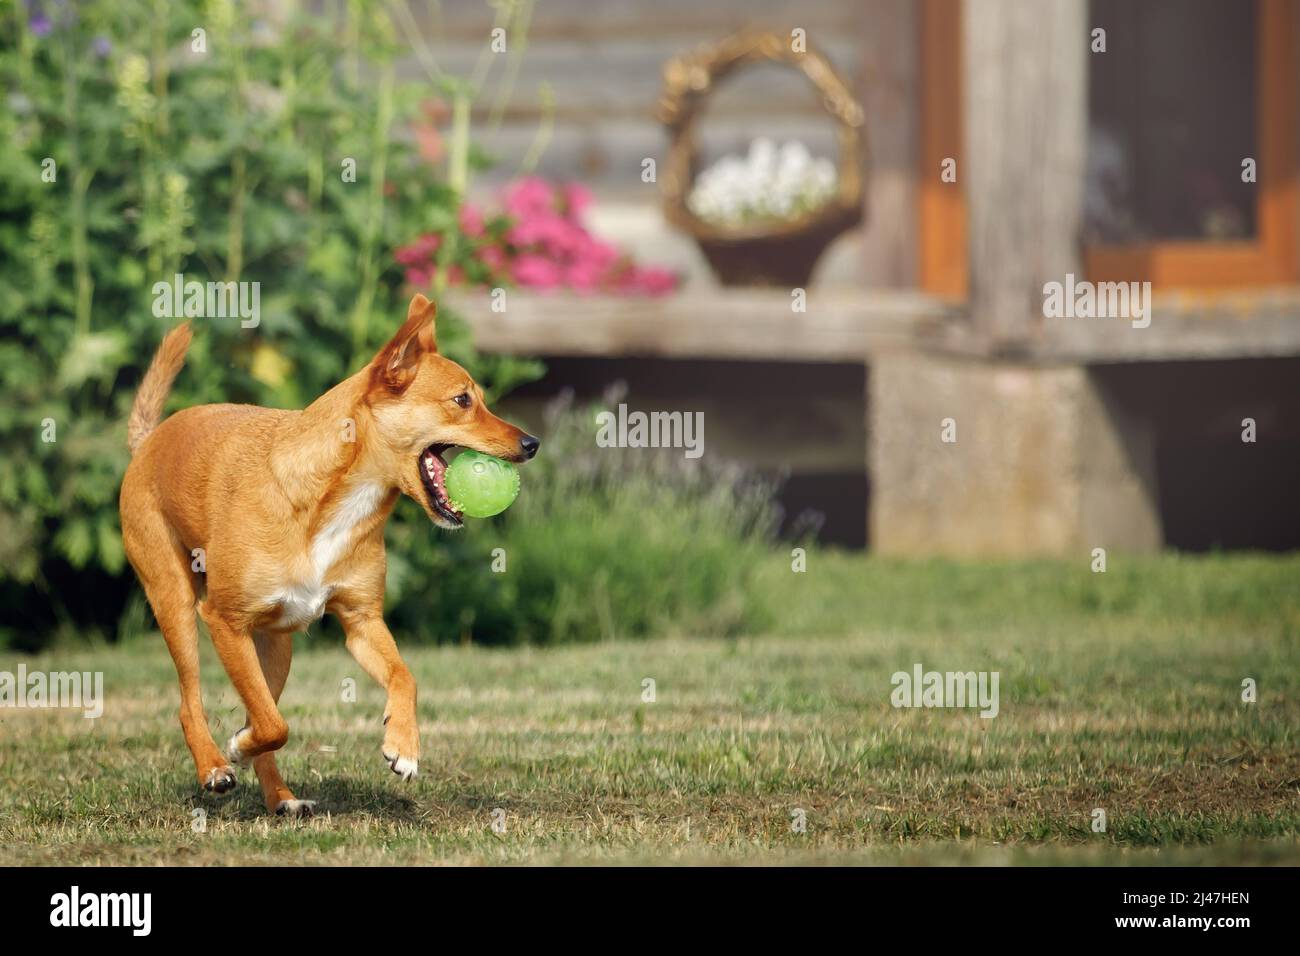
left=503, top=176, right=556, bottom=219
left=413, top=98, right=449, bottom=166
left=458, top=203, right=486, bottom=239
left=512, top=254, right=563, bottom=290
left=574, top=236, right=619, bottom=270
left=475, top=244, right=509, bottom=282
left=395, top=233, right=441, bottom=265
left=505, top=216, right=554, bottom=249
left=632, top=267, right=679, bottom=296
left=561, top=183, right=593, bottom=219
left=564, top=259, right=606, bottom=293
left=477, top=244, right=508, bottom=276
left=396, top=177, right=680, bottom=298
left=404, top=265, right=434, bottom=288
left=544, top=219, right=589, bottom=258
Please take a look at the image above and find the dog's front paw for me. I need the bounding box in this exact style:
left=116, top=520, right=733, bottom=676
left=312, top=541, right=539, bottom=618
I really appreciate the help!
left=274, top=799, right=317, bottom=818
left=226, top=729, right=253, bottom=767
left=203, top=765, right=238, bottom=794
left=382, top=749, right=418, bottom=781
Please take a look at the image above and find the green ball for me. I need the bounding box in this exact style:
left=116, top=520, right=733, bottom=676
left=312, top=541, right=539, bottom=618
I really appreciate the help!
left=444, top=450, right=520, bottom=518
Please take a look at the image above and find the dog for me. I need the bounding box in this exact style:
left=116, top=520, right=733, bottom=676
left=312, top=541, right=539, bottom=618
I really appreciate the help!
left=119, top=294, right=538, bottom=816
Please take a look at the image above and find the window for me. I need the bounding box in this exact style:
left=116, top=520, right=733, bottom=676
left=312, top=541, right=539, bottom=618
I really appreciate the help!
left=918, top=0, right=1297, bottom=296
left=1086, top=0, right=1297, bottom=286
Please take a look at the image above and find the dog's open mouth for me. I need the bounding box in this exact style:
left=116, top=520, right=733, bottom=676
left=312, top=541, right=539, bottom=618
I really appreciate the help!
left=419, top=444, right=463, bottom=526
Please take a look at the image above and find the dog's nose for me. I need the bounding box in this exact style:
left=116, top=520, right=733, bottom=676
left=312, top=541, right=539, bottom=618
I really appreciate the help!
left=519, top=434, right=540, bottom=460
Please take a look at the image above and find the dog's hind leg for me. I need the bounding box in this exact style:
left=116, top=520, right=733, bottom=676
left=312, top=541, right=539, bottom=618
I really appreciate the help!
left=122, top=515, right=235, bottom=794
left=200, top=607, right=291, bottom=769
left=249, top=631, right=312, bottom=817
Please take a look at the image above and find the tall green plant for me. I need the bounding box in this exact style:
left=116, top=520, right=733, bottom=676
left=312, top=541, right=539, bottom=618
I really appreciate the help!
left=0, top=0, right=540, bottom=646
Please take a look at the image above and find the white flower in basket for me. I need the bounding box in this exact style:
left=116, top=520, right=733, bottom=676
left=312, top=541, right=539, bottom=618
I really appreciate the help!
left=687, top=138, right=837, bottom=228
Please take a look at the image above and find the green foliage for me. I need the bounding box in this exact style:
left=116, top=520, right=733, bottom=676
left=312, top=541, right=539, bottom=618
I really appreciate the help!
left=0, top=0, right=541, bottom=644
left=0, top=0, right=787, bottom=650
left=381, top=393, right=782, bottom=645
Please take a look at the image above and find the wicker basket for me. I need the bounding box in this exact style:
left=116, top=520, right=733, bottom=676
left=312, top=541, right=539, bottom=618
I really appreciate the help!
left=656, top=31, right=867, bottom=287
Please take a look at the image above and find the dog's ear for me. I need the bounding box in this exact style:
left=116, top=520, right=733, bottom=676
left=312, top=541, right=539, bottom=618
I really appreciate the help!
left=374, top=295, right=438, bottom=392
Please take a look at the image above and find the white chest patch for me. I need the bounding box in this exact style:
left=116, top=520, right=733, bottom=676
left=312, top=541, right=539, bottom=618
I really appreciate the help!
left=268, top=481, right=386, bottom=629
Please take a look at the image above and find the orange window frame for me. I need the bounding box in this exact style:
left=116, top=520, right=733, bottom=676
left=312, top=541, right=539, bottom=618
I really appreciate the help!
left=918, top=0, right=966, bottom=299
left=918, top=0, right=1299, bottom=297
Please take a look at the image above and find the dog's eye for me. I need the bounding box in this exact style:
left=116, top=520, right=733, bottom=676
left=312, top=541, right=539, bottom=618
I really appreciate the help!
left=453, top=393, right=472, bottom=408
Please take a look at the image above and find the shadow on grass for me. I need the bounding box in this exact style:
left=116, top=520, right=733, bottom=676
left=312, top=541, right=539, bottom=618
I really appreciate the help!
left=184, top=776, right=421, bottom=822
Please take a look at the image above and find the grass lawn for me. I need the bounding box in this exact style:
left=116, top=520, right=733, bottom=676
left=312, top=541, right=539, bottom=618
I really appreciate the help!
left=2, top=553, right=1297, bottom=865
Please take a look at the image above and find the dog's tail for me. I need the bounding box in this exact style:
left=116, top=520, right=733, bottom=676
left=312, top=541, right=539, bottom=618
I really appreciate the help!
left=127, top=322, right=192, bottom=455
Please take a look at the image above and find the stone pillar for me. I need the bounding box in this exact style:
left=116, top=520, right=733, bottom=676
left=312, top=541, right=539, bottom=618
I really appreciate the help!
left=868, top=350, right=1161, bottom=555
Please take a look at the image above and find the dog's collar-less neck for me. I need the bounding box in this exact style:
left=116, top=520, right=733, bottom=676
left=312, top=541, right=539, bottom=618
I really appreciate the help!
left=268, top=369, right=392, bottom=519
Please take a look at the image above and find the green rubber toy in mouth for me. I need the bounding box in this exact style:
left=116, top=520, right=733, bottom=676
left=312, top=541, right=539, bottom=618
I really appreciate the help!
left=443, top=450, right=521, bottom=518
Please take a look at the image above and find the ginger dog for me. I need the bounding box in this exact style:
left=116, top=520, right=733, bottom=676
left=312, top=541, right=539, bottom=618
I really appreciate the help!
left=119, top=294, right=538, bottom=816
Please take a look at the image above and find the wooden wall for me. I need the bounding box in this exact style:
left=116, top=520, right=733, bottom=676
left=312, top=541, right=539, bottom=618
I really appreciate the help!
left=402, top=0, right=921, bottom=288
